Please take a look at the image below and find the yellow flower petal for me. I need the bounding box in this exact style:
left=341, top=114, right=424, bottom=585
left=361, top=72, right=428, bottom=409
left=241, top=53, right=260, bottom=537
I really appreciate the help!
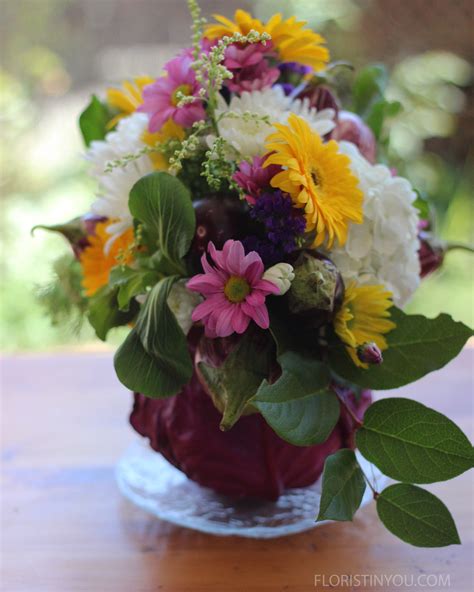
left=106, top=76, right=154, bottom=128
left=264, top=114, right=363, bottom=248
left=204, top=10, right=329, bottom=71
left=80, top=222, right=134, bottom=297
left=334, top=282, right=396, bottom=368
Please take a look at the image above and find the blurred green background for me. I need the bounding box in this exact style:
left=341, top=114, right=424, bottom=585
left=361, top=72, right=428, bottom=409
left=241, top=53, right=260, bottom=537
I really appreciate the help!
left=1, top=0, right=473, bottom=352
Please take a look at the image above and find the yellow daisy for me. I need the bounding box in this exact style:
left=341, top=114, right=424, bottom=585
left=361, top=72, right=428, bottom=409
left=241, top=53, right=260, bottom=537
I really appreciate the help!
left=334, top=282, right=396, bottom=368
left=80, top=222, right=134, bottom=297
left=204, top=10, right=329, bottom=71
left=106, top=76, right=154, bottom=128
left=264, top=114, right=363, bottom=248
left=142, top=118, right=185, bottom=170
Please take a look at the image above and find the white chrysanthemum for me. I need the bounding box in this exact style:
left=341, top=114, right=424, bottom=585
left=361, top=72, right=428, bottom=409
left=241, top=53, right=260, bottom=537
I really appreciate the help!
left=87, top=113, right=154, bottom=246
left=167, top=280, right=202, bottom=335
left=327, top=142, right=420, bottom=307
left=213, top=87, right=336, bottom=158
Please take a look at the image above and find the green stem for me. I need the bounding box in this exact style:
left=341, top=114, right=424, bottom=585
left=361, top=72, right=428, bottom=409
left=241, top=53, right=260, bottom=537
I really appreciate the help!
left=358, top=462, right=379, bottom=499
left=446, top=242, right=474, bottom=254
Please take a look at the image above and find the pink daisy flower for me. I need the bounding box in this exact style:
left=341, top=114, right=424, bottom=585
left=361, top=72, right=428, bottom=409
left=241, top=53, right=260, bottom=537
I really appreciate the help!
left=138, top=53, right=206, bottom=132
left=186, top=240, right=280, bottom=338
left=232, top=155, right=281, bottom=204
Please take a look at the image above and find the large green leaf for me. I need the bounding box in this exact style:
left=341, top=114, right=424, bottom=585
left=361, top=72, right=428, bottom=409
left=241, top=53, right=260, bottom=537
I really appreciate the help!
left=79, top=95, right=111, bottom=146
left=317, top=449, right=366, bottom=522
left=356, top=398, right=474, bottom=483
left=328, top=308, right=472, bottom=389
left=114, top=276, right=192, bottom=397
left=377, top=484, right=460, bottom=547
left=87, top=286, right=137, bottom=341
left=198, top=330, right=274, bottom=431
left=108, top=265, right=159, bottom=311
left=252, top=352, right=339, bottom=446
left=128, top=172, right=195, bottom=275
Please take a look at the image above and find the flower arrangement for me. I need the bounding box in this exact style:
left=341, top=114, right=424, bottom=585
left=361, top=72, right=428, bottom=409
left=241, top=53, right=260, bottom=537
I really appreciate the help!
left=37, top=1, right=473, bottom=547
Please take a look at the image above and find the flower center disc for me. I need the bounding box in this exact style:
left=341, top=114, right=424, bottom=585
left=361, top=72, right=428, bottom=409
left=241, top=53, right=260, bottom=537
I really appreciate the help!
left=224, top=276, right=250, bottom=303
left=171, top=84, right=192, bottom=106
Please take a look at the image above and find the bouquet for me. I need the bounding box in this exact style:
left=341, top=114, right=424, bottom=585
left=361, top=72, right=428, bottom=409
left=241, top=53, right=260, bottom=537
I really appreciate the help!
left=37, top=1, right=473, bottom=547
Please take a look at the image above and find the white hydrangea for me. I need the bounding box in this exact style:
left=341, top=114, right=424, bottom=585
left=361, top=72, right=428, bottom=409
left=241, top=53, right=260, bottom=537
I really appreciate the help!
left=327, top=142, right=420, bottom=307
left=213, top=86, right=336, bottom=158
left=86, top=112, right=155, bottom=249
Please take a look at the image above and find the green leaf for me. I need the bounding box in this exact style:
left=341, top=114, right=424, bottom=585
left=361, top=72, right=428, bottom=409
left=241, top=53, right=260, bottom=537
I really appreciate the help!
left=377, top=484, right=460, bottom=547
left=366, top=99, right=402, bottom=139
left=413, top=190, right=431, bottom=220
left=317, top=449, right=366, bottom=522
left=128, top=172, right=195, bottom=275
left=79, top=95, right=111, bottom=146
left=356, top=398, right=474, bottom=483
left=352, top=64, right=388, bottom=116
left=252, top=351, right=339, bottom=446
left=198, top=330, right=274, bottom=431
left=109, top=266, right=159, bottom=311
left=328, top=308, right=473, bottom=389
left=114, top=276, right=192, bottom=397
left=32, top=216, right=85, bottom=246
left=87, top=286, right=137, bottom=341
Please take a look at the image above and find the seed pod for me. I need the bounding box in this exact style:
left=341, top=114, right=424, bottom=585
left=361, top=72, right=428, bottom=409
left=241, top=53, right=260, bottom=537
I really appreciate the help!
left=288, top=251, right=344, bottom=328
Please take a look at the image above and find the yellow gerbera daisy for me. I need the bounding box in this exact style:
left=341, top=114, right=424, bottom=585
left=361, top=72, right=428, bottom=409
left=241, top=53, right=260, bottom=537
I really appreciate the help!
left=204, top=10, right=329, bottom=71
left=334, top=282, right=396, bottom=368
left=80, top=222, right=134, bottom=297
left=264, top=114, right=363, bottom=248
left=142, top=118, right=185, bottom=170
left=106, top=76, right=154, bottom=128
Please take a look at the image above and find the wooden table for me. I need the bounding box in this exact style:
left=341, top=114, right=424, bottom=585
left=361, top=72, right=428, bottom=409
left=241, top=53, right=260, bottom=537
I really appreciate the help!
left=1, top=349, right=473, bottom=592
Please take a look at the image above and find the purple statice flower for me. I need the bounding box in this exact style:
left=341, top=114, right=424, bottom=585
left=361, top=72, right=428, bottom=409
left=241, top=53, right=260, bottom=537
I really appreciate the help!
left=242, top=236, right=282, bottom=266
left=223, top=42, right=280, bottom=94
left=243, top=191, right=306, bottom=265
left=138, top=52, right=206, bottom=132
left=232, top=155, right=281, bottom=204
left=278, top=62, right=313, bottom=77
left=277, top=83, right=296, bottom=96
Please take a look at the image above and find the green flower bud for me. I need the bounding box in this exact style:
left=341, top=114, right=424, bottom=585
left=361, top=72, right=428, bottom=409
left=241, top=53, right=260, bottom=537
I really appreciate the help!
left=288, top=251, right=344, bottom=327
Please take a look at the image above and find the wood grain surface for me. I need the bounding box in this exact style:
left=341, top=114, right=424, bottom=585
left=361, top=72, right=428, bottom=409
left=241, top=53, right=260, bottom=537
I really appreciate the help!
left=1, top=349, right=473, bottom=592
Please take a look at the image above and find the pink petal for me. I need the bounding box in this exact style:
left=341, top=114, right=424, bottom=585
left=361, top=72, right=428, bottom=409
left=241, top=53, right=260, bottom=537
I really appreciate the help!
left=186, top=273, right=223, bottom=295
left=254, top=279, right=281, bottom=295
left=208, top=241, right=226, bottom=270
left=242, top=256, right=263, bottom=283
left=231, top=305, right=250, bottom=334
left=215, top=304, right=236, bottom=337
left=242, top=302, right=270, bottom=329
left=191, top=294, right=226, bottom=322
left=225, top=240, right=245, bottom=275
left=148, top=109, right=173, bottom=132
left=245, top=290, right=265, bottom=307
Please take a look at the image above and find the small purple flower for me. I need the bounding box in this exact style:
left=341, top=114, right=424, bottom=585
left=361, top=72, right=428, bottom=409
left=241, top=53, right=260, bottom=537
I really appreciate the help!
left=278, top=62, right=313, bottom=77
left=138, top=52, right=206, bottom=132
left=223, top=42, right=280, bottom=94
left=232, top=156, right=281, bottom=204
left=357, top=342, right=383, bottom=365
left=243, top=191, right=306, bottom=264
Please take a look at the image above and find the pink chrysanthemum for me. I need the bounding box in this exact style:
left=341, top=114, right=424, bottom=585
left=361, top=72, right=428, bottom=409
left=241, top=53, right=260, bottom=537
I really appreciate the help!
left=186, top=240, right=280, bottom=338
left=223, top=43, right=280, bottom=94
left=233, top=155, right=281, bottom=204
left=138, top=53, right=206, bottom=132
